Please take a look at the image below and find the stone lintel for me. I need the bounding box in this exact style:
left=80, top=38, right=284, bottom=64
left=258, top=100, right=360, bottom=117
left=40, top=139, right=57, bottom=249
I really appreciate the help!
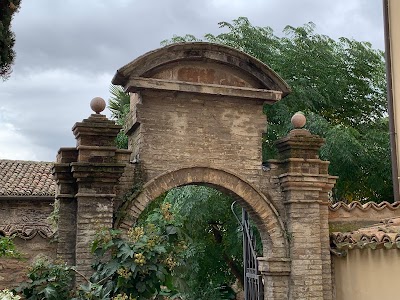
left=56, top=194, right=76, bottom=200
left=0, top=196, right=54, bottom=201
left=70, top=163, right=126, bottom=185
left=278, top=173, right=334, bottom=189
left=52, top=163, right=73, bottom=179
left=278, top=172, right=331, bottom=179
left=284, top=200, right=329, bottom=205
left=269, top=158, right=330, bottom=165
left=73, top=120, right=121, bottom=130
left=72, top=114, right=121, bottom=147
left=275, top=131, right=325, bottom=160
left=76, top=145, right=118, bottom=151
left=56, top=147, right=78, bottom=163
left=123, top=110, right=139, bottom=135
left=70, top=162, right=127, bottom=169
left=115, top=149, right=132, bottom=162
left=258, top=257, right=291, bottom=276
left=75, top=193, right=116, bottom=198
left=280, top=182, right=336, bottom=194
left=125, top=76, right=282, bottom=103
left=73, top=126, right=121, bottom=138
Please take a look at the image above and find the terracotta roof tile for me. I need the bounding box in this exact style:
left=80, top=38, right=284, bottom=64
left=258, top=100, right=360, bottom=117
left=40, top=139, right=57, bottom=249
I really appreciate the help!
left=330, top=201, right=400, bottom=212
left=0, top=159, right=55, bottom=197
left=331, top=217, right=400, bottom=252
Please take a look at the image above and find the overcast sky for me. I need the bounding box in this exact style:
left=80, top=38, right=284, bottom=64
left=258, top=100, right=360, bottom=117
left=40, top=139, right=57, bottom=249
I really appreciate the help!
left=0, top=0, right=385, bottom=162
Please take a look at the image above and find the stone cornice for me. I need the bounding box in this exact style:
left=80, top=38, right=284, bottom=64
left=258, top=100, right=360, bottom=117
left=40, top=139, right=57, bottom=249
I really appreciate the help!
left=125, top=76, right=282, bottom=103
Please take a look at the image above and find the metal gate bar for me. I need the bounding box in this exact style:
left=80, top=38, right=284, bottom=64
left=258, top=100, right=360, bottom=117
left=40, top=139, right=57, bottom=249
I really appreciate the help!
left=231, top=202, right=264, bottom=300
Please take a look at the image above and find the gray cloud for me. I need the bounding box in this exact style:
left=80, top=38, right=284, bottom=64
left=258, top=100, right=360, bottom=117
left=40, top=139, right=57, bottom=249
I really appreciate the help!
left=0, top=0, right=385, bottom=161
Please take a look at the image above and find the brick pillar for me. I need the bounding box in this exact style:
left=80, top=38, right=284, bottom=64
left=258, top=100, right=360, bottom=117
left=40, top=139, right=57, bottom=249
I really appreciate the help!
left=275, top=127, right=336, bottom=300
left=54, top=100, right=131, bottom=285
left=53, top=148, right=78, bottom=266
left=258, top=257, right=291, bottom=299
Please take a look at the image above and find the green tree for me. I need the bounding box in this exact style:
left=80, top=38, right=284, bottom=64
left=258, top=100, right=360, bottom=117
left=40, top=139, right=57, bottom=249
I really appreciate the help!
left=139, top=186, right=244, bottom=299
left=108, top=84, right=130, bottom=149
left=162, top=18, right=392, bottom=203
left=0, top=0, right=21, bottom=80
left=101, top=18, right=392, bottom=299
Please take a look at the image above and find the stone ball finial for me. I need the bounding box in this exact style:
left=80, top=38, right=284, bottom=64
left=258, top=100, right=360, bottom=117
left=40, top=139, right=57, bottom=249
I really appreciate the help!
left=90, top=97, right=106, bottom=114
left=291, top=112, right=306, bottom=129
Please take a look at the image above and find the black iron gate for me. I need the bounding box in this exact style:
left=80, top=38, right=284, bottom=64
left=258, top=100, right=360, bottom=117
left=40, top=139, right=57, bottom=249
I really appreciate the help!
left=232, top=203, right=264, bottom=300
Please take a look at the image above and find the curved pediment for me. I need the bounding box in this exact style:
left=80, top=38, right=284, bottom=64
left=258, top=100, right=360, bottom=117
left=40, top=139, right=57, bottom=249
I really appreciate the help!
left=112, top=42, right=291, bottom=98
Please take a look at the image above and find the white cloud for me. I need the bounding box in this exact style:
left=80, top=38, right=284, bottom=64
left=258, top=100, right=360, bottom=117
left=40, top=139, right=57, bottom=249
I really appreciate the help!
left=0, top=122, right=40, bottom=160
left=0, top=70, right=112, bottom=161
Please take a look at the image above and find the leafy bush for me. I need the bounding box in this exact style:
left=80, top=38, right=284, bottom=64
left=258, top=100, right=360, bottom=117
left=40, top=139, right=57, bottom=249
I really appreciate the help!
left=76, top=203, right=186, bottom=300
left=15, top=255, right=74, bottom=299
left=0, top=289, right=21, bottom=300
left=0, top=235, right=21, bottom=258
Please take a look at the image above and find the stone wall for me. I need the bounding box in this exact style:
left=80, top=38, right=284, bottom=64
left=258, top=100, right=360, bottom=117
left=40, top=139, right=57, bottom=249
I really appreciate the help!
left=0, top=198, right=56, bottom=289
left=130, top=89, right=266, bottom=184
left=0, top=42, right=338, bottom=299
left=0, top=235, right=56, bottom=289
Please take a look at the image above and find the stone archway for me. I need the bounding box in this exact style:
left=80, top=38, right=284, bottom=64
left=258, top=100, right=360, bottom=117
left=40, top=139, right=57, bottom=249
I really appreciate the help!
left=54, top=42, right=336, bottom=299
left=110, top=42, right=295, bottom=299
left=118, top=166, right=288, bottom=260
left=118, top=166, right=291, bottom=299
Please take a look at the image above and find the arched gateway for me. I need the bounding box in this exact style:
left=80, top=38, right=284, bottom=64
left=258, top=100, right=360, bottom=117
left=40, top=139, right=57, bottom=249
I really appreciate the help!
left=54, top=42, right=336, bottom=299
left=119, top=166, right=288, bottom=259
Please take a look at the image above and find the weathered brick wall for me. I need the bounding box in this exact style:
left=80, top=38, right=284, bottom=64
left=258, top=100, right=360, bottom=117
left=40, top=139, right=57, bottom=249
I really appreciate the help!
left=0, top=199, right=56, bottom=289
left=0, top=236, right=56, bottom=289
left=0, top=199, right=54, bottom=235
left=131, top=89, right=266, bottom=185
left=54, top=112, right=131, bottom=285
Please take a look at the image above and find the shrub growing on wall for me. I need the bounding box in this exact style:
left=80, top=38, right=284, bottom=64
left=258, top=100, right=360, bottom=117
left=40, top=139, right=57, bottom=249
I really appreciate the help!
left=14, top=203, right=187, bottom=300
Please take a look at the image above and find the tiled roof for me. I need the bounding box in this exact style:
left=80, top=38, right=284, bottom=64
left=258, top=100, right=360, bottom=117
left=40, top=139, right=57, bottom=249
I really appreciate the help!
left=0, top=159, right=55, bottom=197
left=331, top=217, right=400, bottom=252
left=330, top=201, right=400, bottom=212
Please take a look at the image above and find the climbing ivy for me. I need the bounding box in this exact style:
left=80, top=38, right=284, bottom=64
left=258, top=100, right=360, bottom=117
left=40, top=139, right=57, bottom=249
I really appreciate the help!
left=114, top=163, right=144, bottom=228
left=0, top=235, right=21, bottom=258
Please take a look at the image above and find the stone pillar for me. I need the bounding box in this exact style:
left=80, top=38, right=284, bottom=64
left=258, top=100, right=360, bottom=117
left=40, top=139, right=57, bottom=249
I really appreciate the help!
left=53, top=98, right=131, bottom=285
left=53, top=147, right=78, bottom=266
left=258, top=257, right=291, bottom=299
left=274, top=113, right=336, bottom=300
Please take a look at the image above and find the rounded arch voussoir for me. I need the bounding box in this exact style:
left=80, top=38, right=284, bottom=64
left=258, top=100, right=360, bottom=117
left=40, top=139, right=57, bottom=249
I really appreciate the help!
left=119, top=166, right=288, bottom=258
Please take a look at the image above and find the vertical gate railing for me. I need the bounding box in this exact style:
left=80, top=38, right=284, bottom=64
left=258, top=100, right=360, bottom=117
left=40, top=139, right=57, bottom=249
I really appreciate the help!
left=232, top=202, right=264, bottom=300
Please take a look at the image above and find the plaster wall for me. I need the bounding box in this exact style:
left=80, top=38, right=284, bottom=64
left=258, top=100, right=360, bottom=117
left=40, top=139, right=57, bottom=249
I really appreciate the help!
left=334, top=249, right=400, bottom=300
left=388, top=0, right=400, bottom=190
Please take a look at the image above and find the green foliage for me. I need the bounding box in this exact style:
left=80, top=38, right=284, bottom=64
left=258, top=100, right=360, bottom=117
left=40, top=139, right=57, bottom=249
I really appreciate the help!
left=15, top=204, right=187, bottom=300
left=15, top=255, right=74, bottom=300
left=162, top=17, right=391, bottom=202
left=115, top=163, right=144, bottom=228
left=108, top=84, right=130, bottom=149
left=13, top=185, right=252, bottom=300
left=108, top=85, right=130, bottom=121
left=0, top=289, right=21, bottom=300
left=47, top=199, right=60, bottom=233
left=139, top=186, right=248, bottom=300
left=77, top=203, right=186, bottom=300
left=0, top=235, right=21, bottom=258
left=0, top=0, right=21, bottom=80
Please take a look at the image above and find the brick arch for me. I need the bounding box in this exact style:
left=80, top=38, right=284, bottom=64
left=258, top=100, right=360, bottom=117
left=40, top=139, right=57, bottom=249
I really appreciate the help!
left=118, top=166, right=288, bottom=259
left=112, top=42, right=291, bottom=96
